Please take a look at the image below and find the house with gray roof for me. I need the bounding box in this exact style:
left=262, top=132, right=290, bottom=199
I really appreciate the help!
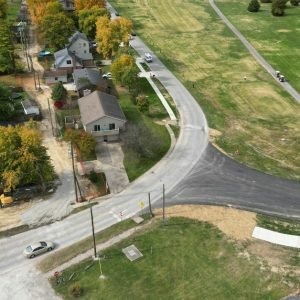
left=73, top=68, right=105, bottom=94
left=54, top=48, right=83, bottom=74
left=67, top=31, right=93, bottom=61
left=78, top=91, right=126, bottom=142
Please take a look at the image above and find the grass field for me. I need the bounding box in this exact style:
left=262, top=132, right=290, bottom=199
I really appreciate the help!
left=52, top=217, right=291, bottom=299
left=218, top=0, right=300, bottom=92
left=110, top=0, right=300, bottom=180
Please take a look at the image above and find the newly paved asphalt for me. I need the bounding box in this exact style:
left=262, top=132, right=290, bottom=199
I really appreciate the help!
left=168, top=144, right=300, bottom=219
left=210, top=0, right=300, bottom=103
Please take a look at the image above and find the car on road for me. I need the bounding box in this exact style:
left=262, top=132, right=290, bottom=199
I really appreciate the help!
left=131, top=31, right=137, bottom=36
left=38, top=50, right=52, bottom=58
left=144, top=53, right=153, bottom=63
left=23, top=241, right=55, bottom=258
left=102, top=72, right=112, bottom=79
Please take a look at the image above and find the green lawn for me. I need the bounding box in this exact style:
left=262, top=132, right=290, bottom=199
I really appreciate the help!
left=118, top=81, right=170, bottom=181
left=110, top=0, right=300, bottom=181
left=52, top=217, right=291, bottom=299
left=217, top=0, right=300, bottom=92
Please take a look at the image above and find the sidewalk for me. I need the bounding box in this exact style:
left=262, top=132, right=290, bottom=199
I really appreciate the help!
left=252, top=226, right=300, bottom=249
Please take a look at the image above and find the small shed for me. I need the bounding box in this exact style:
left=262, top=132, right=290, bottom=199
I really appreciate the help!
left=44, top=70, right=68, bottom=84
left=21, top=99, right=40, bottom=115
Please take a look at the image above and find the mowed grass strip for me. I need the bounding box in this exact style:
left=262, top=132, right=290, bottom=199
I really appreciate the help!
left=217, top=0, right=300, bottom=92
left=52, top=217, right=291, bottom=299
left=110, top=0, right=300, bottom=180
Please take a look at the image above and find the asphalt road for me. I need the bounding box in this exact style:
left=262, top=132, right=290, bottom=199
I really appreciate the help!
left=210, top=0, right=300, bottom=103
left=168, top=144, right=300, bottom=219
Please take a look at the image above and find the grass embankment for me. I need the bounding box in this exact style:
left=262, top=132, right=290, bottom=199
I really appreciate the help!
left=110, top=0, right=300, bottom=181
left=257, top=214, right=300, bottom=235
left=217, top=0, right=300, bottom=93
left=52, top=217, right=291, bottom=299
left=37, top=218, right=139, bottom=273
left=117, top=78, right=171, bottom=181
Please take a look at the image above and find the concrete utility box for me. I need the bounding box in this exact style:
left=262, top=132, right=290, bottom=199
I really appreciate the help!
left=122, top=245, right=143, bottom=262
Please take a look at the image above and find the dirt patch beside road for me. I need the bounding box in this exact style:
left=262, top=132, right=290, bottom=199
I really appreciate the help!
left=155, top=205, right=256, bottom=240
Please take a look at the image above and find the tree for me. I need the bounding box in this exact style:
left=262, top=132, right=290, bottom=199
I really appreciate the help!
left=271, top=0, right=285, bottom=15
left=0, top=0, right=7, bottom=19
left=290, top=0, right=299, bottom=5
left=26, top=0, right=54, bottom=25
left=96, top=16, right=132, bottom=59
left=111, top=54, right=139, bottom=87
left=260, top=0, right=272, bottom=2
left=0, top=20, right=14, bottom=74
left=40, top=12, right=75, bottom=50
left=248, top=0, right=260, bottom=11
left=51, top=82, right=67, bottom=102
left=45, top=1, right=64, bottom=16
left=136, top=94, right=149, bottom=113
left=64, top=129, right=96, bottom=159
left=74, top=0, right=105, bottom=11
left=78, top=6, right=109, bottom=39
left=0, top=125, right=55, bottom=191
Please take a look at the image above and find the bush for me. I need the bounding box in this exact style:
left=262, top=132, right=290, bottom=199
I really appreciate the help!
left=68, top=282, right=83, bottom=298
left=248, top=0, right=261, bottom=12
left=290, top=0, right=299, bottom=5
left=51, top=82, right=67, bottom=102
left=271, top=0, right=286, bottom=15
left=136, top=94, right=149, bottom=113
left=88, top=170, right=98, bottom=183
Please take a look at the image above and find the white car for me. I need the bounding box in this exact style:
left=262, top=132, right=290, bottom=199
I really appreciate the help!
left=23, top=241, right=55, bottom=258
left=102, top=72, right=112, bottom=79
left=144, top=53, right=153, bottom=63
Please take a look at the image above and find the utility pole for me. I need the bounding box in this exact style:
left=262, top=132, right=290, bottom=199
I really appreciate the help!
left=162, top=184, right=166, bottom=223
left=90, top=205, right=97, bottom=258
left=71, top=140, right=79, bottom=203
left=47, top=98, right=55, bottom=136
left=148, top=192, right=153, bottom=218
left=37, top=72, right=41, bottom=90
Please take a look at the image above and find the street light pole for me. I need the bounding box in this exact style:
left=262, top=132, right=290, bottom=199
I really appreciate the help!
left=90, top=205, right=97, bottom=258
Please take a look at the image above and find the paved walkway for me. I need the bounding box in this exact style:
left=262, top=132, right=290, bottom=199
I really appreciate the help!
left=252, top=226, right=300, bottom=248
left=136, top=59, right=177, bottom=121
left=209, top=0, right=300, bottom=103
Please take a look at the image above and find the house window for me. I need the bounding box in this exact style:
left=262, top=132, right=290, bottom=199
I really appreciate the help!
left=84, top=50, right=87, bottom=54
left=55, top=77, right=58, bottom=80
left=94, top=124, right=101, bottom=131
left=109, top=123, right=115, bottom=130
left=83, top=43, right=86, bottom=46
left=66, top=60, right=72, bottom=65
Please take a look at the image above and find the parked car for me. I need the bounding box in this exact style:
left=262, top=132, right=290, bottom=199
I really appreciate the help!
left=144, top=53, right=153, bottom=63
left=89, top=41, right=97, bottom=48
left=102, top=72, right=112, bottom=79
left=131, top=31, right=137, bottom=36
left=38, top=50, right=52, bottom=58
left=23, top=241, right=55, bottom=258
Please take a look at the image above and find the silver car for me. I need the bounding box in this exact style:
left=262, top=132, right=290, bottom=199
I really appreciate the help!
left=23, top=241, right=55, bottom=258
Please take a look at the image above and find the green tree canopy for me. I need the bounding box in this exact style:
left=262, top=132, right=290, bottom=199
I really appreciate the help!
left=40, top=12, right=75, bottom=50
left=0, top=0, right=7, bottom=19
left=0, top=20, right=14, bottom=74
left=290, top=0, right=299, bottom=5
left=0, top=124, right=55, bottom=191
left=248, top=0, right=260, bottom=11
left=78, top=6, right=109, bottom=39
left=51, top=82, right=67, bottom=101
left=45, top=1, right=64, bottom=16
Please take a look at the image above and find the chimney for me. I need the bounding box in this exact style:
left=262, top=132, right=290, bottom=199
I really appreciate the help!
left=72, top=51, right=77, bottom=72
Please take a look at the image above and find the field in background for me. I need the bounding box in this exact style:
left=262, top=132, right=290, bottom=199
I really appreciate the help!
left=218, top=0, right=300, bottom=92
left=110, top=0, right=300, bottom=180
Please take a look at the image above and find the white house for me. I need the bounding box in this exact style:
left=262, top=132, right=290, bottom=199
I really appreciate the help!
left=21, top=99, right=40, bottom=115
left=78, top=91, right=127, bottom=142
left=44, top=70, right=68, bottom=84
left=67, top=31, right=93, bottom=61
left=54, top=48, right=83, bottom=74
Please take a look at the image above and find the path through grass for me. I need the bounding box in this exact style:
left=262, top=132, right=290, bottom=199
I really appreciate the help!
left=110, top=0, right=300, bottom=180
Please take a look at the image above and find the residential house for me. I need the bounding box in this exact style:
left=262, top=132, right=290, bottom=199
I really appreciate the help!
left=67, top=31, right=93, bottom=63
left=44, top=70, right=68, bottom=84
left=78, top=91, right=126, bottom=142
left=54, top=48, right=83, bottom=74
left=54, top=31, right=94, bottom=73
left=73, top=68, right=105, bottom=95
left=21, top=99, right=40, bottom=116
